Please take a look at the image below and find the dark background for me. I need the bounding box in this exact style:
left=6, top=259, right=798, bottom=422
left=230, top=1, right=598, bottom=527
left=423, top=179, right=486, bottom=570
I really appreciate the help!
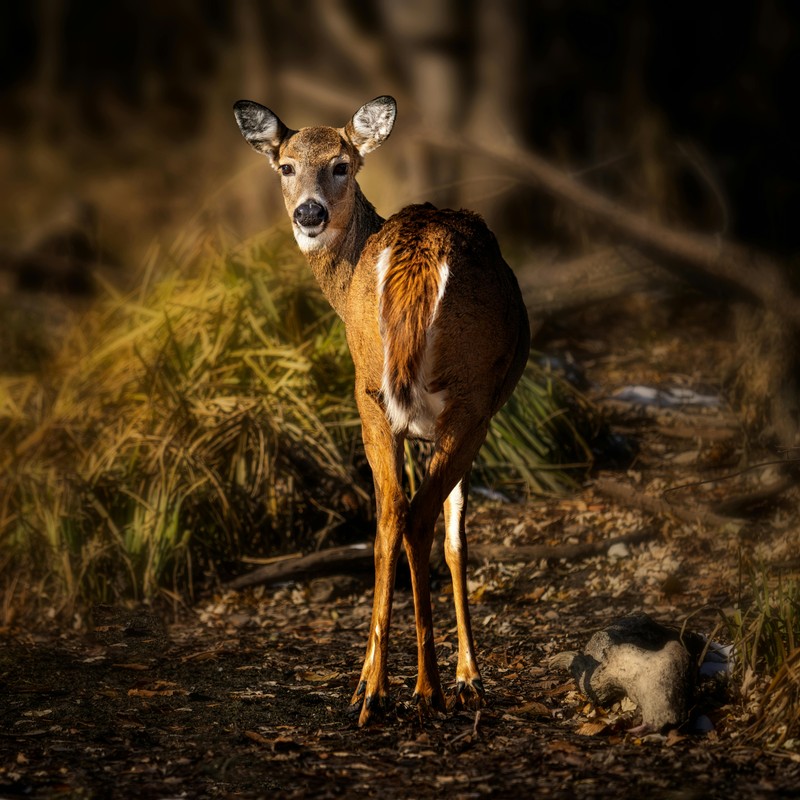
left=1, top=0, right=798, bottom=284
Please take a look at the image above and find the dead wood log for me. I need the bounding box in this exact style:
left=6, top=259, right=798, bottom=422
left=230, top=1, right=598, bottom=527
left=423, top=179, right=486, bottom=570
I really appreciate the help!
left=455, top=526, right=657, bottom=567
left=652, top=421, right=739, bottom=443
left=593, top=477, right=744, bottom=531
left=226, top=528, right=657, bottom=591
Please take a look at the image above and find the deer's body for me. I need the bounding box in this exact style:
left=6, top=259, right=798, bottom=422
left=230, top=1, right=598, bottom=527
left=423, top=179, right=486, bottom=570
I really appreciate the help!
left=235, top=96, right=530, bottom=725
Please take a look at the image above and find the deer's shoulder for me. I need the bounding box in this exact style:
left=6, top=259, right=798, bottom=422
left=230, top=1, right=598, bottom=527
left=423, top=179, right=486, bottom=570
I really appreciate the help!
left=370, top=204, right=500, bottom=264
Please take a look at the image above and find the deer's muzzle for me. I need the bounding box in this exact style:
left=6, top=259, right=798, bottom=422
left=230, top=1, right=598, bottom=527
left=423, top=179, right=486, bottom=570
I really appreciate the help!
left=293, top=201, right=329, bottom=234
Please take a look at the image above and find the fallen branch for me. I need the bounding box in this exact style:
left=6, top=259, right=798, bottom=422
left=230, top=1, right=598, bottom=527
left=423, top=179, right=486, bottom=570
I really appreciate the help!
left=419, top=129, right=800, bottom=328
left=226, top=528, right=658, bottom=591
left=466, top=527, right=657, bottom=565
left=593, top=477, right=744, bottom=531
left=226, top=543, right=374, bottom=590
left=660, top=459, right=800, bottom=515
left=711, top=475, right=796, bottom=517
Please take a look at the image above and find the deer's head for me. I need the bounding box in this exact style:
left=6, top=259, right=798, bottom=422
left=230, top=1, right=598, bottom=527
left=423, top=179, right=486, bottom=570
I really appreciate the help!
left=234, top=96, right=396, bottom=253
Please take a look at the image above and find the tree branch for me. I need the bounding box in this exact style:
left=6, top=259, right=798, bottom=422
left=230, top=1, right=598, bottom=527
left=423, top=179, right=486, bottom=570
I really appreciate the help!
left=418, top=129, right=800, bottom=327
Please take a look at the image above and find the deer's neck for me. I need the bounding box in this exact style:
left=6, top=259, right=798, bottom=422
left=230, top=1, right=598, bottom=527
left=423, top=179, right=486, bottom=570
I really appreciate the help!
left=303, top=186, right=384, bottom=321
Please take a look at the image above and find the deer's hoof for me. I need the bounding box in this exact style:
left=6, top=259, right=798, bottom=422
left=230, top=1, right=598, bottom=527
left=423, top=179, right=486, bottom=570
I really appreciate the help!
left=356, top=692, right=392, bottom=727
left=349, top=679, right=367, bottom=707
left=411, top=688, right=447, bottom=718
left=448, top=677, right=485, bottom=711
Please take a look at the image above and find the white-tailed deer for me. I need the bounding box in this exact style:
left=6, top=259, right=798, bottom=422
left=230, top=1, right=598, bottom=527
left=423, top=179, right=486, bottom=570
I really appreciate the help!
left=234, top=96, right=530, bottom=726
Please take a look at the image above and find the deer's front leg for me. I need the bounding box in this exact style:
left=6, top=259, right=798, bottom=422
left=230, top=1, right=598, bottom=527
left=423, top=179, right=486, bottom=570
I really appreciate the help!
left=351, top=391, right=407, bottom=726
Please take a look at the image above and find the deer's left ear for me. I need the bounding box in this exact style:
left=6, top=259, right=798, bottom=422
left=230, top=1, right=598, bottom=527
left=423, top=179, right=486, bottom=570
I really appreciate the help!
left=344, top=96, right=397, bottom=156
left=233, top=100, right=292, bottom=169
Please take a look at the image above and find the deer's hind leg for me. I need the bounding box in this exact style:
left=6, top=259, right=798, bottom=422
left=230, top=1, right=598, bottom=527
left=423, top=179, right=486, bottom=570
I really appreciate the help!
left=443, top=469, right=484, bottom=708
left=404, top=413, right=490, bottom=714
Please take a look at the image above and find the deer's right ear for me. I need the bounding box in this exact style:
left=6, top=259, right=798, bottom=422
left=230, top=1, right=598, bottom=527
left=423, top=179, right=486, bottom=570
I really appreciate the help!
left=233, top=100, right=290, bottom=169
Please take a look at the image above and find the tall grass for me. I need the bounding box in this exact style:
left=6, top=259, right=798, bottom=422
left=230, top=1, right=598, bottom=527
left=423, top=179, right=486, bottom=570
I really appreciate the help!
left=0, top=228, right=590, bottom=619
left=723, top=559, right=800, bottom=749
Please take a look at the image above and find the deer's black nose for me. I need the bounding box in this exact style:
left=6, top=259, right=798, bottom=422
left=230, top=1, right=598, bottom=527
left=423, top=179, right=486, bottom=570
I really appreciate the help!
left=293, top=201, right=328, bottom=228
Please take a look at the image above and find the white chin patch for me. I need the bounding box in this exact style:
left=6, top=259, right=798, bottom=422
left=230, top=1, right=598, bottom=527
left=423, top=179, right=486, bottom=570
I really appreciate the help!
left=294, top=225, right=340, bottom=253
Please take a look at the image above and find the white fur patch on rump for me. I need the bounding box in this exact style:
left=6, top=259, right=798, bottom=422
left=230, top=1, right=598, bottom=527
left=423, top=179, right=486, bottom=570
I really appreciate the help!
left=375, top=246, right=393, bottom=299
left=376, top=247, right=450, bottom=439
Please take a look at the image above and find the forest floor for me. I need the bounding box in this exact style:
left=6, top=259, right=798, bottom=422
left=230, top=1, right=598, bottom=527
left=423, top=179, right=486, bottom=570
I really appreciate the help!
left=2, top=294, right=800, bottom=799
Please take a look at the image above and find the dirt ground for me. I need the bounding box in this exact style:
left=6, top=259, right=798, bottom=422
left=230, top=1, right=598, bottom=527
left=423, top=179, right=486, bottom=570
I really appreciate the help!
left=2, top=296, right=800, bottom=799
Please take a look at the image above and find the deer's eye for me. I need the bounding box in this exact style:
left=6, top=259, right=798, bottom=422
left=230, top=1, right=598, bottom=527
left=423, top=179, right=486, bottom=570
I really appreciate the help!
left=333, top=162, right=348, bottom=177
left=279, top=164, right=295, bottom=177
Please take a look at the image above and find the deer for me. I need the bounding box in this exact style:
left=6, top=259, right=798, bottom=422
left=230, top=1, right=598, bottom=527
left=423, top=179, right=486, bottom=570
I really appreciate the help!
left=233, top=95, right=530, bottom=726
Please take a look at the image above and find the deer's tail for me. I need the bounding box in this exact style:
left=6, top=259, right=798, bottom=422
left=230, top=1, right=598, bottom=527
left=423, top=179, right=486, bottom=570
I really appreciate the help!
left=377, top=223, right=450, bottom=432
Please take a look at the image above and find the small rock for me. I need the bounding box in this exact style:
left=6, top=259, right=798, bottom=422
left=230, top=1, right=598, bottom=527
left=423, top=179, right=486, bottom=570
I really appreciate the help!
left=607, top=542, right=631, bottom=560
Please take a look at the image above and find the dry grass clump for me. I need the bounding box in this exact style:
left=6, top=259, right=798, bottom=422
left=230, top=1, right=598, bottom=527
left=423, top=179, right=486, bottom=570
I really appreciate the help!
left=0, top=228, right=589, bottom=620
left=749, top=647, right=800, bottom=750
left=1, top=230, right=363, bottom=615
left=724, top=563, right=800, bottom=751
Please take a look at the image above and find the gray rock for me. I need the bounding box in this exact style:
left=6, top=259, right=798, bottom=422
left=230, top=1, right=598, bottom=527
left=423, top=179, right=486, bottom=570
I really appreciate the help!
left=551, top=612, right=703, bottom=730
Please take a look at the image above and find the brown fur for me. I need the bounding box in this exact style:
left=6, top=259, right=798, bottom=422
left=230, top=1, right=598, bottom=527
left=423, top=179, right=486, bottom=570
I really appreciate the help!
left=234, top=97, right=531, bottom=726
left=378, top=205, right=449, bottom=409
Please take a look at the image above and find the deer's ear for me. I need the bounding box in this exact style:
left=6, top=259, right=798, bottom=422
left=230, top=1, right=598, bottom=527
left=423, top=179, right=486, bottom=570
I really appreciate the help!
left=344, top=96, right=397, bottom=156
left=233, top=100, right=291, bottom=169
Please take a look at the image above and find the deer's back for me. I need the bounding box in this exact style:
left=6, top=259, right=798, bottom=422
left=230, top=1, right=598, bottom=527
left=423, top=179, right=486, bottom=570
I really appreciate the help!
left=347, top=204, right=530, bottom=431
left=354, top=203, right=525, bottom=325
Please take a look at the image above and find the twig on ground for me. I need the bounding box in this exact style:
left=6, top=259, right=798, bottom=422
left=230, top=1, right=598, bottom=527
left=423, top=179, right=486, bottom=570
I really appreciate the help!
left=594, top=477, right=744, bottom=531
